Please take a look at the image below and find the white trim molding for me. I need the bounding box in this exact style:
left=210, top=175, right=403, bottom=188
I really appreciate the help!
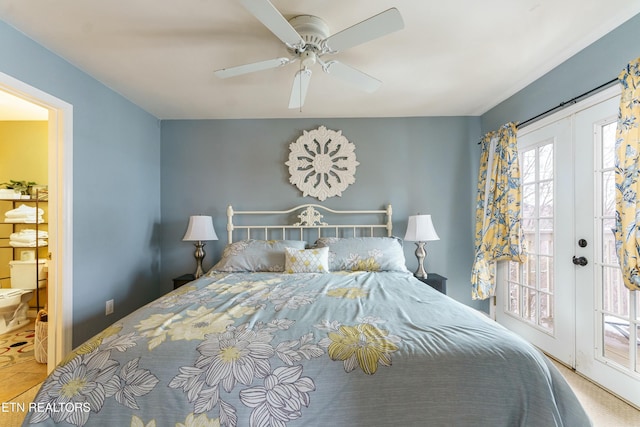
left=0, top=72, right=73, bottom=371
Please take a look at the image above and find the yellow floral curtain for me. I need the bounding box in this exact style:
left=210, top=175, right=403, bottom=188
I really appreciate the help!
left=471, top=122, right=527, bottom=300
left=615, top=57, right=640, bottom=291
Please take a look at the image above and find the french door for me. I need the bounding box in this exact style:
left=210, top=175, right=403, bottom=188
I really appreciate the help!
left=496, top=87, right=640, bottom=407
left=496, top=116, right=575, bottom=365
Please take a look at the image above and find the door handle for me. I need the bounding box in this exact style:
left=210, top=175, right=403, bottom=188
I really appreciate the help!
left=572, top=256, right=588, bottom=266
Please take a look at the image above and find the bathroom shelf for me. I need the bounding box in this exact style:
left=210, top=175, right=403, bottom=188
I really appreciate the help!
left=0, top=194, right=48, bottom=312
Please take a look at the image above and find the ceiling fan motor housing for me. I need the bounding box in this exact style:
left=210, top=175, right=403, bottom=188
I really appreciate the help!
left=288, top=15, right=330, bottom=53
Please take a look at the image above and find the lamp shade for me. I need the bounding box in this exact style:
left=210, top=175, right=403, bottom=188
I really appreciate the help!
left=404, top=215, right=440, bottom=242
left=183, top=215, right=218, bottom=241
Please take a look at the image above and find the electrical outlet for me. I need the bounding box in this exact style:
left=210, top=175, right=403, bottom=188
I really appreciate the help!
left=105, top=299, right=114, bottom=315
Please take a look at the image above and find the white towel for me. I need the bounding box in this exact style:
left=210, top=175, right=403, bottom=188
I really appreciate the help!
left=10, top=230, right=48, bottom=240
left=4, top=205, right=44, bottom=218
left=9, top=229, right=49, bottom=247
left=10, top=236, right=47, bottom=244
left=10, top=240, right=48, bottom=247
left=11, top=236, right=36, bottom=244
left=4, top=216, right=44, bottom=224
left=11, top=229, right=48, bottom=235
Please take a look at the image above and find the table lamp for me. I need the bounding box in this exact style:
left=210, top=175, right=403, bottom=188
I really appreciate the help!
left=183, top=215, right=218, bottom=278
left=404, top=214, right=440, bottom=279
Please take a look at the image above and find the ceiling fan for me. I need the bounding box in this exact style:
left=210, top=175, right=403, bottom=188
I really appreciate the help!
left=214, top=0, right=404, bottom=109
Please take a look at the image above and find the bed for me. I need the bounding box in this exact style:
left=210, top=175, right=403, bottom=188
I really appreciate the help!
left=23, top=204, right=591, bottom=426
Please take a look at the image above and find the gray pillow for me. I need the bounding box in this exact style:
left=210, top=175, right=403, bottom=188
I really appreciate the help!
left=211, top=239, right=307, bottom=272
left=314, top=237, right=409, bottom=272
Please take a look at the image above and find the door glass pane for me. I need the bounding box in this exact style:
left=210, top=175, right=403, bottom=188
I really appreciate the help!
left=539, top=144, right=553, bottom=180
left=540, top=292, right=554, bottom=331
left=524, top=288, right=537, bottom=324
left=602, top=122, right=616, bottom=169
left=539, top=181, right=553, bottom=215
left=508, top=260, right=520, bottom=282
left=602, top=267, right=629, bottom=317
left=539, top=256, right=553, bottom=292
left=522, top=150, right=536, bottom=183
left=524, top=231, right=537, bottom=254
left=525, top=255, right=536, bottom=287
left=596, top=118, right=638, bottom=371
left=522, top=218, right=536, bottom=233
left=506, top=141, right=554, bottom=333
left=602, top=170, right=616, bottom=216
left=602, top=218, right=616, bottom=265
left=604, top=314, right=630, bottom=368
left=522, top=184, right=536, bottom=216
left=540, top=219, right=553, bottom=255
left=508, top=282, right=520, bottom=315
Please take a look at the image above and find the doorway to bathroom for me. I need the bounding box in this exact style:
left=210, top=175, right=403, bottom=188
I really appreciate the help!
left=0, top=72, right=73, bottom=377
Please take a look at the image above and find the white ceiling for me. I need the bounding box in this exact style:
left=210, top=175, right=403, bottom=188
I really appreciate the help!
left=0, top=0, right=639, bottom=120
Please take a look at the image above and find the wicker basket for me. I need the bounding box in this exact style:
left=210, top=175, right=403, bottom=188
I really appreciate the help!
left=34, top=309, right=48, bottom=364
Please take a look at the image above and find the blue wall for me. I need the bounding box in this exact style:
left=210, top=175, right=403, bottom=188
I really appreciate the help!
left=161, top=117, right=485, bottom=310
left=0, top=20, right=162, bottom=346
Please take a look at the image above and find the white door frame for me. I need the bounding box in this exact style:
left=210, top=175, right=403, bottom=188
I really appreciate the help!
left=0, top=71, right=73, bottom=371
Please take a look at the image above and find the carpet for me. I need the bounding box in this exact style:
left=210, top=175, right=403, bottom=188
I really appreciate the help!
left=0, top=381, right=41, bottom=427
left=0, top=321, right=36, bottom=368
left=550, top=358, right=640, bottom=426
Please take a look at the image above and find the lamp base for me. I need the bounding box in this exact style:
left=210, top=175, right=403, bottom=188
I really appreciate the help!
left=413, top=241, right=427, bottom=279
left=193, top=241, right=206, bottom=278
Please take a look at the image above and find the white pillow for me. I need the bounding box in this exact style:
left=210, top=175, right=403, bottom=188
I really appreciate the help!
left=284, top=247, right=329, bottom=273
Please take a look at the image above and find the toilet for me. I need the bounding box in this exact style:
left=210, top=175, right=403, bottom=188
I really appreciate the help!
left=0, top=289, right=33, bottom=334
left=0, top=259, right=45, bottom=335
left=9, top=259, right=47, bottom=290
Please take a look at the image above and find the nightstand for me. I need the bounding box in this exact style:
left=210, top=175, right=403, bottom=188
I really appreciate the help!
left=172, top=274, right=195, bottom=290
left=416, top=273, right=447, bottom=294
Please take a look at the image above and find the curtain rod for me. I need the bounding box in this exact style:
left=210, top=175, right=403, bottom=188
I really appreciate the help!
left=478, top=77, right=619, bottom=144
left=516, top=77, right=619, bottom=128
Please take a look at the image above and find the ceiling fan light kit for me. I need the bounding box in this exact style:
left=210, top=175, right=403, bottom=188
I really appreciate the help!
left=214, top=0, right=404, bottom=109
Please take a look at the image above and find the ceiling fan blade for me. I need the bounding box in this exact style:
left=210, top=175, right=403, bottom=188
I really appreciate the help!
left=289, top=68, right=312, bottom=109
left=240, top=0, right=305, bottom=48
left=324, top=61, right=381, bottom=93
left=323, top=8, right=404, bottom=52
left=214, top=57, right=292, bottom=78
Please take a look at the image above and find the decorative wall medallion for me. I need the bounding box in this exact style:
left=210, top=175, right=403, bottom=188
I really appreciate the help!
left=286, top=126, right=359, bottom=201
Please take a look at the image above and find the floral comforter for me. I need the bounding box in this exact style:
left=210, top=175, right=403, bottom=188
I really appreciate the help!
left=23, top=271, right=590, bottom=426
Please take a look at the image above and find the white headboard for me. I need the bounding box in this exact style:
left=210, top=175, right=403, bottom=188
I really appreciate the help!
left=226, top=204, right=392, bottom=243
